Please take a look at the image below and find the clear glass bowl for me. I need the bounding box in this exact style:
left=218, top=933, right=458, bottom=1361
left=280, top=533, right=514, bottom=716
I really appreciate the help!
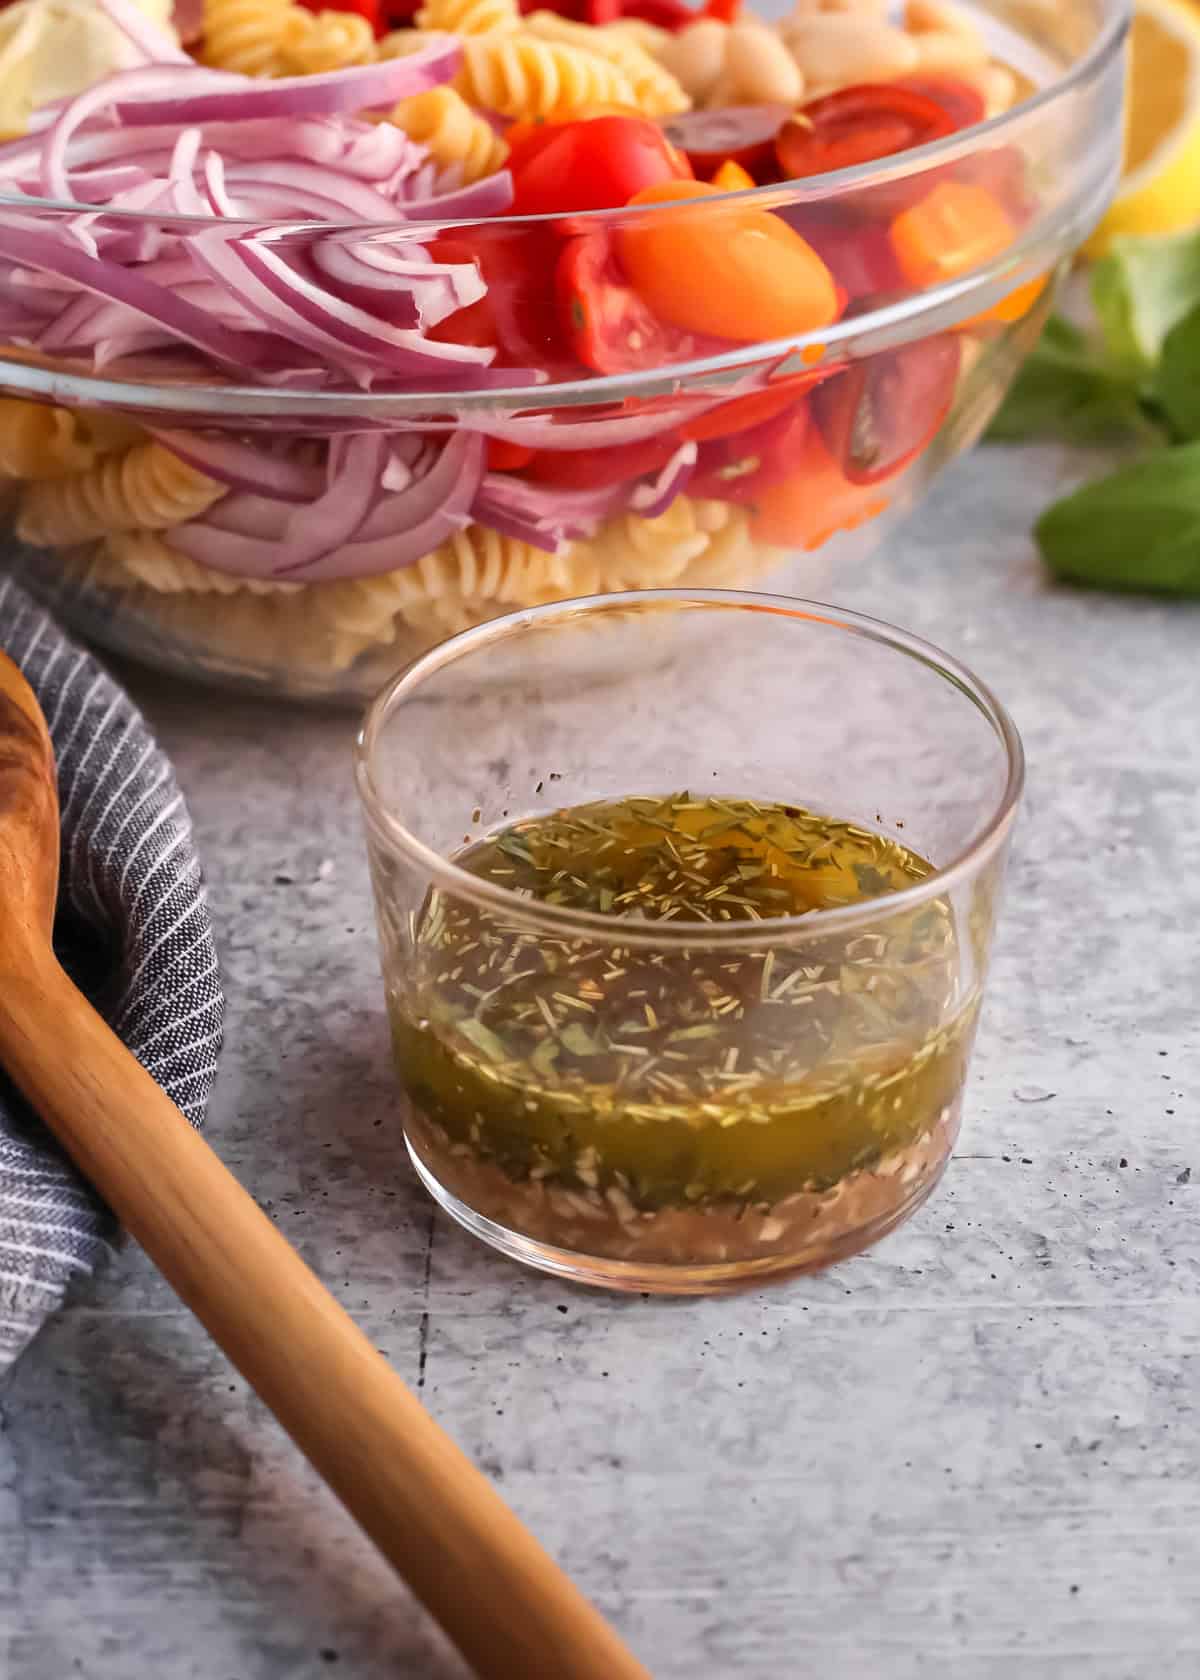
left=0, top=0, right=1125, bottom=702
left=356, top=590, right=1024, bottom=1292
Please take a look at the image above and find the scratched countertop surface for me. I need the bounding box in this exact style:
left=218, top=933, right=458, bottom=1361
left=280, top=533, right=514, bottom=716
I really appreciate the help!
left=3, top=442, right=1199, bottom=1680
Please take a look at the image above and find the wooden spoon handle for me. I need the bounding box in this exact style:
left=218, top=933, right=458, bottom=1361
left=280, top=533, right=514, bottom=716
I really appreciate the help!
left=0, top=953, right=650, bottom=1680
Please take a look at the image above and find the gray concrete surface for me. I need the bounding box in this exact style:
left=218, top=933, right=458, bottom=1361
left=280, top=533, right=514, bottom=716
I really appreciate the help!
left=3, top=442, right=1199, bottom=1680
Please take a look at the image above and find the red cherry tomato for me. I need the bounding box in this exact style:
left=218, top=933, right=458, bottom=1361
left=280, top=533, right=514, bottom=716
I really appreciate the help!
left=429, top=227, right=573, bottom=373
left=615, top=0, right=695, bottom=27
left=791, top=215, right=903, bottom=303
left=510, top=115, right=692, bottom=216
left=775, top=85, right=956, bottom=179
left=296, top=0, right=384, bottom=30
left=661, top=106, right=792, bottom=178
left=525, top=434, right=680, bottom=489
left=679, top=372, right=824, bottom=444
left=750, top=426, right=891, bottom=549
left=556, top=229, right=725, bottom=374
left=690, top=404, right=810, bottom=504
left=487, top=438, right=536, bottom=471
left=894, top=73, right=986, bottom=130
left=811, top=335, right=960, bottom=486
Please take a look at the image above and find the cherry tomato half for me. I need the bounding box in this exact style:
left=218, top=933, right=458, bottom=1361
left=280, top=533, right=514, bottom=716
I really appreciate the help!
left=510, top=115, right=692, bottom=216
left=690, top=404, right=810, bottom=504
left=792, top=215, right=903, bottom=304
left=487, top=437, right=536, bottom=471
left=679, top=372, right=823, bottom=444
left=556, top=228, right=724, bottom=373
left=525, top=434, right=681, bottom=489
left=894, top=73, right=986, bottom=131
left=618, top=180, right=841, bottom=341
left=775, top=85, right=955, bottom=181
left=811, top=335, right=960, bottom=486
left=749, top=426, right=891, bottom=549
left=661, top=106, right=792, bottom=178
left=430, top=227, right=573, bottom=373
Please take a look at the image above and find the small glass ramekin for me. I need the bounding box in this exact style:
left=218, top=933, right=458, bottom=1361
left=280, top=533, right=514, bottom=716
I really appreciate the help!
left=357, top=589, right=1021, bottom=1293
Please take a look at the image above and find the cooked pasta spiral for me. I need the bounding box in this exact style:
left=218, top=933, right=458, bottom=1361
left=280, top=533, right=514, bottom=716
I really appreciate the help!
left=105, top=531, right=300, bottom=595
left=17, top=443, right=225, bottom=547
left=389, top=87, right=508, bottom=183
left=456, top=34, right=637, bottom=119
left=199, top=0, right=291, bottom=75
left=521, top=12, right=689, bottom=114
left=276, top=7, right=374, bottom=74
left=0, top=399, right=98, bottom=480
left=415, top=0, right=519, bottom=36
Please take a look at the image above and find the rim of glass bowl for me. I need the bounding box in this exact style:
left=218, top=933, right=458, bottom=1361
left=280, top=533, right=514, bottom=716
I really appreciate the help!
left=354, top=589, right=1026, bottom=950
left=0, top=0, right=1128, bottom=420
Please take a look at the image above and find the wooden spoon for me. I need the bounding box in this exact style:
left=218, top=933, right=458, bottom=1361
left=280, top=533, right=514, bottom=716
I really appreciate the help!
left=0, top=651, right=651, bottom=1680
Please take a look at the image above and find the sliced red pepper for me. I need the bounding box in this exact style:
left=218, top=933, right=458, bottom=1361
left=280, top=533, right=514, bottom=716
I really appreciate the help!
left=702, top=0, right=741, bottom=18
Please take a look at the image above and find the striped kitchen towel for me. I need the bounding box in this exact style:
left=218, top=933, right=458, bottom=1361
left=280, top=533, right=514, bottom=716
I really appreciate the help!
left=0, top=576, right=223, bottom=1371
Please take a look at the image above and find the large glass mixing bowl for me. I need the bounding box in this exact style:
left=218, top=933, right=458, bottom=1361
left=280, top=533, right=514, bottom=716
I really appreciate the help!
left=0, top=0, right=1126, bottom=701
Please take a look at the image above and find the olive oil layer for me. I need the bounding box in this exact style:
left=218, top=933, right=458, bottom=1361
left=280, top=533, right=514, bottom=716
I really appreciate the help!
left=393, top=795, right=975, bottom=1209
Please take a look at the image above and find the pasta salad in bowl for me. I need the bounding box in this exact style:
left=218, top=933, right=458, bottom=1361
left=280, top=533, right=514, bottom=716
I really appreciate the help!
left=0, top=0, right=1125, bottom=699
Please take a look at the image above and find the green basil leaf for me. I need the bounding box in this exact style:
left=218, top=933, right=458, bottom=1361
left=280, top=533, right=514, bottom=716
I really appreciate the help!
left=986, top=314, right=1155, bottom=444
left=1091, top=230, right=1200, bottom=373
left=1035, top=442, right=1200, bottom=596
left=1152, top=301, right=1200, bottom=441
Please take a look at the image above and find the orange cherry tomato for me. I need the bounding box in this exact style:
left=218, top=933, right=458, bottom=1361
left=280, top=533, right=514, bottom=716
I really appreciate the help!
left=617, top=180, right=841, bottom=341
left=959, top=271, right=1050, bottom=331
left=890, top=180, right=1016, bottom=288
left=710, top=158, right=756, bottom=191
left=749, top=427, right=890, bottom=549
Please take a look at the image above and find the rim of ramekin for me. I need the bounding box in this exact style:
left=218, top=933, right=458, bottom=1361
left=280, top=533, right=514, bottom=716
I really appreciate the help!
left=0, top=0, right=1129, bottom=416
left=354, top=589, right=1026, bottom=950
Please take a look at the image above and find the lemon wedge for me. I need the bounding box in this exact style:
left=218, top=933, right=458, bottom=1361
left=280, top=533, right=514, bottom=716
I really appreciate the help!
left=1087, top=0, right=1200, bottom=254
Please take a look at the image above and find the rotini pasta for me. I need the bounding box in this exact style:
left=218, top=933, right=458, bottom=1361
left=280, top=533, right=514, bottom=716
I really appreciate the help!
left=276, top=7, right=375, bottom=75
left=415, top=0, right=519, bottom=37
left=455, top=34, right=637, bottom=120
left=17, top=442, right=225, bottom=547
left=80, top=501, right=769, bottom=672
left=105, top=531, right=301, bottom=595
left=199, top=0, right=291, bottom=76
left=389, top=87, right=509, bottom=184
left=0, top=399, right=98, bottom=480
left=521, top=12, right=689, bottom=115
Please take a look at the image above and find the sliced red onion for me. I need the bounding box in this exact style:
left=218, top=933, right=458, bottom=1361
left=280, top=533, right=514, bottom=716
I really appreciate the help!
left=116, top=42, right=463, bottom=128
left=400, top=171, right=514, bottom=220
left=95, top=0, right=192, bottom=64
left=0, top=221, right=260, bottom=367
left=217, top=161, right=404, bottom=223
left=310, top=235, right=484, bottom=329
left=152, top=430, right=326, bottom=501
left=43, top=66, right=242, bottom=202
left=629, top=441, right=697, bottom=517
left=473, top=473, right=622, bottom=548
left=233, top=237, right=495, bottom=374
left=170, top=430, right=484, bottom=581
left=276, top=431, right=387, bottom=568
